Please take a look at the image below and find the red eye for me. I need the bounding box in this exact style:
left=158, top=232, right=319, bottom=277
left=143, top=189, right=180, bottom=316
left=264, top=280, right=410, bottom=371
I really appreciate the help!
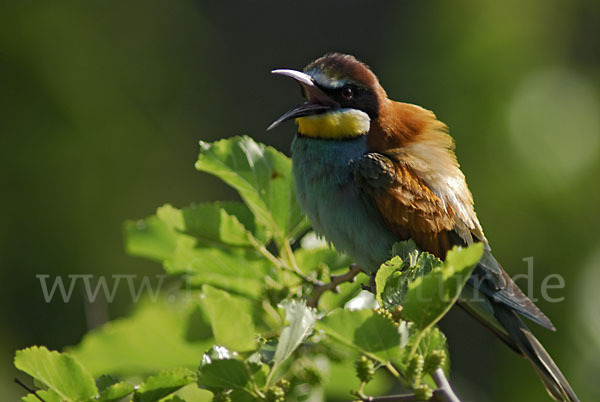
left=341, top=86, right=353, bottom=99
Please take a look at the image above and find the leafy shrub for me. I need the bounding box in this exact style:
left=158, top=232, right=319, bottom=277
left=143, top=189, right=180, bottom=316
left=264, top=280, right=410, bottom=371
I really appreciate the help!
left=14, top=136, right=482, bottom=402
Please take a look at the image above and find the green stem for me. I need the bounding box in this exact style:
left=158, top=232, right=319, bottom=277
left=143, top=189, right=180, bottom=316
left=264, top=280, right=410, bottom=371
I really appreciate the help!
left=356, top=381, right=367, bottom=399
left=281, top=239, right=322, bottom=286
left=282, top=240, right=299, bottom=272
left=323, top=331, right=408, bottom=386
left=407, top=294, right=459, bottom=361
left=265, top=365, right=277, bottom=389
left=262, top=299, right=283, bottom=327
left=251, top=383, right=266, bottom=400
left=384, top=363, right=402, bottom=380
left=250, top=236, right=319, bottom=285
left=256, top=243, right=283, bottom=268
left=407, top=326, right=430, bottom=362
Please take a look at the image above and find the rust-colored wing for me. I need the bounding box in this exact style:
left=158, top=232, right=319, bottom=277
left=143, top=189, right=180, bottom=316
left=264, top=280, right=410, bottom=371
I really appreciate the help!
left=353, top=150, right=555, bottom=331
left=354, top=151, right=458, bottom=258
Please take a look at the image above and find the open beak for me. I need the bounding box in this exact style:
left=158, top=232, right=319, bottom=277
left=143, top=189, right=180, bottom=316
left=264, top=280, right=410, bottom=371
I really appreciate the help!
left=267, top=69, right=338, bottom=131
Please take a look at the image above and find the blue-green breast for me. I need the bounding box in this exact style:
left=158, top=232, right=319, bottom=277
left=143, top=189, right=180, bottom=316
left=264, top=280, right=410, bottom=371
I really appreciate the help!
left=291, top=135, right=398, bottom=273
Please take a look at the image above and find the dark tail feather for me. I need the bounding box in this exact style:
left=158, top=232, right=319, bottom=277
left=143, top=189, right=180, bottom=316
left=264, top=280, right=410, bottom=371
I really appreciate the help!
left=493, top=304, right=579, bottom=402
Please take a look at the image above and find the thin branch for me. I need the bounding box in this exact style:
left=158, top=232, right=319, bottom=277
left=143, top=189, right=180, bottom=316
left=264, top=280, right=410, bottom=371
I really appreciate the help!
left=252, top=240, right=320, bottom=286
left=280, top=260, right=323, bottom=286
left=357, top=368, right=462, bottom=402
left=432, top=368, right=461, bottom=402
left=361, top=272, right=377, bottom=294
left=360, top=394, right=420, bottom=401
left=14, top=378, right=45, bottom=402
left=308, top=264, right=362, bottom=307
left=255, top=243, right=284, bottom=269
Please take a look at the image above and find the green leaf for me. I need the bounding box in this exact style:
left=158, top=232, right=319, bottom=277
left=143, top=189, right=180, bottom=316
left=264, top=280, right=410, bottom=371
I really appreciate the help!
left=271, top=300, right=317, bottom=381
left=67, top=300, right=212, bottom=376
left=95, top=374, right=135, bottom=401
left=375, top=256, right=402, bottom=307
left=197, top=359, right=251, bottom=391
left=181, top=202, right=262, bottom=246
left=96, top=374, right=120, bottom=391
left=161, top=396, right=186, bottom=402
left=95, top=375, right=135, bottom=401
left=228, top=390, right=258, bottom=402
left=293, top=246, right=352, bottom=274
left=157, top=202, right=264, bottom=248
left=22, top=390, right=61, bottom=402
left=96, top=381, right=134, bottom=402
left=173, top=384, right=213, bottom=402
left=377, top=248, right=442, bottom=310
left=413, top=251, right=440, bottom=274
left=133, top=368, right=197, bottom=402
left=124, top=215, right=179, bottom=262
left=127, top=206, right=268, bottom=298
left=326, top=360, right=393, bottom=399
left=367, top=320, right=450, bottom=385
left=127, top=201, right=270, bottom=299
left=392, top=239, right=419, bottom=266
left=248, top=361, right=270, bottom=388
left=14, top=346, right=97, bottom=401
left=195, top=136, right=307, bottom=244
left=169, top=245, right=267, bottom=299
left=156, top=203, right=186, bottom=230
left=403, top=244, right=484, bottom=329
left=407, top=326, right=451, bottom=388
left=316, top=309, right=404, bottom=365
left=380, top=270, right=406, bottom=309
left=413, top=327, right=449, bottom=373
left=200, top=286, right=257, bottom=352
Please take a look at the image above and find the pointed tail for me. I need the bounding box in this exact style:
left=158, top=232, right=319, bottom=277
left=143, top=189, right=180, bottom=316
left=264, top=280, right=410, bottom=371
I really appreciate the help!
left=492, top=303, right=579, bottom=402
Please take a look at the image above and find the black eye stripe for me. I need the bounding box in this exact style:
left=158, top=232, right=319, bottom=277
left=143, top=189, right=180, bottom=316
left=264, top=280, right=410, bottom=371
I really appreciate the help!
left=311, top=82, right=377, bottom=116
left=316, top=84, right=364, bottom=100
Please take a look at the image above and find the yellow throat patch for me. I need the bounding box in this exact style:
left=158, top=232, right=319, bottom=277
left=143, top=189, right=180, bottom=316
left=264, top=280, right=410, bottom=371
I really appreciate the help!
left=295, top=108, right=370, bottom=139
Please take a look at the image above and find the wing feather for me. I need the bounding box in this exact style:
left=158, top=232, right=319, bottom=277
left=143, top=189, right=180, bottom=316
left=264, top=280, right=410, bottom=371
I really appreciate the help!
left=354, top=152, right=455, bottom=257
left=354, top=151, right=555, bottom=330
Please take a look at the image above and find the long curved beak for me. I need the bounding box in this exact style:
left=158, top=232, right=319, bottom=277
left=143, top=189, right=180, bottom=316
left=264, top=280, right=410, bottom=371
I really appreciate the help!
left=267, top=69, right=337, bottom=131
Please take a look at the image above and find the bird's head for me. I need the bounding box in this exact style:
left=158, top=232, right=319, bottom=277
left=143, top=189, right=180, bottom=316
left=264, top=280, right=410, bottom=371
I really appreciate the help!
left=268, top=53, right=388, bottom=139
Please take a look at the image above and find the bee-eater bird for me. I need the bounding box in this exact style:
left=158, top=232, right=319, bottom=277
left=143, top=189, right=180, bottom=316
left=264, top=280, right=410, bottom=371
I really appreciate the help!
left=268, top=53, right=578, bottom=401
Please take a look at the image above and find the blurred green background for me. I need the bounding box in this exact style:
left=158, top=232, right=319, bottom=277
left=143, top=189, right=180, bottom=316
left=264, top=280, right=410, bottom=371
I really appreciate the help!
left=2, top=0, right=599, bottom=400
